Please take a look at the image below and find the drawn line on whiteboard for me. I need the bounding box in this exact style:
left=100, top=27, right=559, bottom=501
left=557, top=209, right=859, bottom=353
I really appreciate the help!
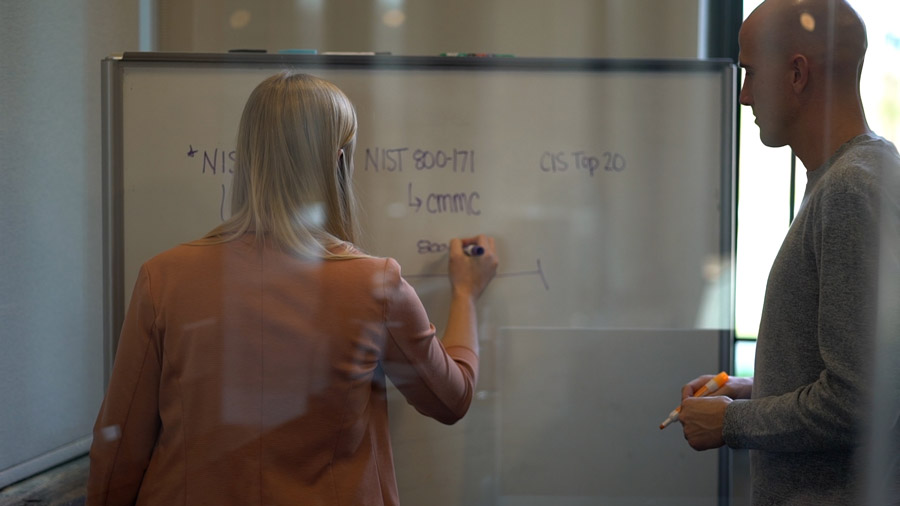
left=220, top=184, right=226, bottom=221
left=404, top=259, right=549, bottom=291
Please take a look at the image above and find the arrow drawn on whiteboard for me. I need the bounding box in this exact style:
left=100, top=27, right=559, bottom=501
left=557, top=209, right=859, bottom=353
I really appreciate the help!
left=404, top=259, right=549, bottom=291
left=187, top=145, right=198, bottom=157
left=407, top=182, right=422, bottom=212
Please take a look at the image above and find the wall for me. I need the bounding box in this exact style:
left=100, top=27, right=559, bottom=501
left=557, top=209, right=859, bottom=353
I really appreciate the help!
left=155, top=0, right=700, bottom=59
left=0, top=0, right=138, bottom=488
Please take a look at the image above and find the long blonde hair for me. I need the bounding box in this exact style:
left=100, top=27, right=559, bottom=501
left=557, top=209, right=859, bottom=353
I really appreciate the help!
left=200, top=72, right=363, bottom=259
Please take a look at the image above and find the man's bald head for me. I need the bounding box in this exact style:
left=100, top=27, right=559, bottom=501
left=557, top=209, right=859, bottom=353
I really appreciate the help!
left=738, top=0, right=873, bottom=169
left=743, top=0, right=867, bottom=83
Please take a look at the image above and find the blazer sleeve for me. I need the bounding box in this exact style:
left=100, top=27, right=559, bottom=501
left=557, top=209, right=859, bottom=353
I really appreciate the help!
left=379, top=258, right=478, bottom=425
left=86, top=265, right=162, bottom=506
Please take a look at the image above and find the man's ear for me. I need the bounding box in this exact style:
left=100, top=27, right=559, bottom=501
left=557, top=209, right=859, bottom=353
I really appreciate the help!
left=790, top=54, right=809, bottom=93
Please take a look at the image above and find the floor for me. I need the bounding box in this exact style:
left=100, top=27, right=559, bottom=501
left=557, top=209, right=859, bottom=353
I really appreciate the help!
left=0, top=454, right=88, bottom=506
left=0, top=450, right=751, bottom=505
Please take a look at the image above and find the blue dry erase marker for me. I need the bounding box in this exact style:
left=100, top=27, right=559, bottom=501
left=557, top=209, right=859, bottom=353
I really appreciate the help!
left=463, top=244, right=485, bottom=256
left=278, top=49, right=318, bottom=55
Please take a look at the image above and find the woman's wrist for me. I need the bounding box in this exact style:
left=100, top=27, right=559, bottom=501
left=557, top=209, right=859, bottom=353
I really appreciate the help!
left=451, top=285, right=478, bottom=302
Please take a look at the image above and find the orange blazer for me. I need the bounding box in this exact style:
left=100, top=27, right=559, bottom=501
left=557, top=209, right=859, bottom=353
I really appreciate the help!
left=87, top=236, right=478, bottom=505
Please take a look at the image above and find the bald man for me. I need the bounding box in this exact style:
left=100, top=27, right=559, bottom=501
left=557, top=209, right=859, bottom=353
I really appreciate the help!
left=677, top=0, right=900, bottom=504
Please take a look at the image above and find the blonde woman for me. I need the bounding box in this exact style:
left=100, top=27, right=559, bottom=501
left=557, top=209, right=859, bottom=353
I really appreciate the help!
left=87, top=72, right=497, bottom=506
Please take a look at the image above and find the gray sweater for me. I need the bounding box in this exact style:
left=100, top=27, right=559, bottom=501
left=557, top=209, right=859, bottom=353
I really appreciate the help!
left=723, top=134, right=900, bottom=505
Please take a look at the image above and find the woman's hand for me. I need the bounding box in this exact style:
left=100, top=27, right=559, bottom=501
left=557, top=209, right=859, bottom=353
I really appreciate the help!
left=448, top=235, right=498, bottom=300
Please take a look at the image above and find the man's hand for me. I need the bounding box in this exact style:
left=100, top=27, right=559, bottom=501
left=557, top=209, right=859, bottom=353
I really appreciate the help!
left=679, top=396, right=732, bottom=451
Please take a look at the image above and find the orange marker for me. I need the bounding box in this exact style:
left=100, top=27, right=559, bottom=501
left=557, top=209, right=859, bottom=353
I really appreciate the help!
left=659, top=371, right=729, bottom=430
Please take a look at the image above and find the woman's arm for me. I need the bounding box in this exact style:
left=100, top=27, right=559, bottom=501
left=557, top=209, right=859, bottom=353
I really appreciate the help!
left=87, top=266, right=162, bottom=506
left=381, top=235, right=497, bottom=424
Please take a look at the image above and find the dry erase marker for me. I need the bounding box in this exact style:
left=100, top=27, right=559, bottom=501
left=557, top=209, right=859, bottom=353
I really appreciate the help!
left=440, top=52, right=515, bottom=57
left=463, top=244, right=485, bottom=256
left=322, top=51, right=391, bottom=55
left=659, top=371, right=729, bottom=429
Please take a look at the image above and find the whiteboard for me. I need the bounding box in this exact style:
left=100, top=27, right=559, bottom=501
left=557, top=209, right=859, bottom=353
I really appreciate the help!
left=103, top=53, right=736, bottom=504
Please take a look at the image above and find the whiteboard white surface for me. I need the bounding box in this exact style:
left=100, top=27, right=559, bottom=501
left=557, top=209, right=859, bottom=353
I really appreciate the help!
left=385, top=328, right=724, bottom=506
left=494, top=328, right=721, bottom=505
left=105, top=54, right=735, bottom=504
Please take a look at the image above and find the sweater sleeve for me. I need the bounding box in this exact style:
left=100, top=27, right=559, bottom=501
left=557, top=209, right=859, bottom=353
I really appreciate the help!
left=724, top=192, right=876, bottom=451
left=86, top=265, right=162, bottom=505
left=379, top=258, right=478, bottom=425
